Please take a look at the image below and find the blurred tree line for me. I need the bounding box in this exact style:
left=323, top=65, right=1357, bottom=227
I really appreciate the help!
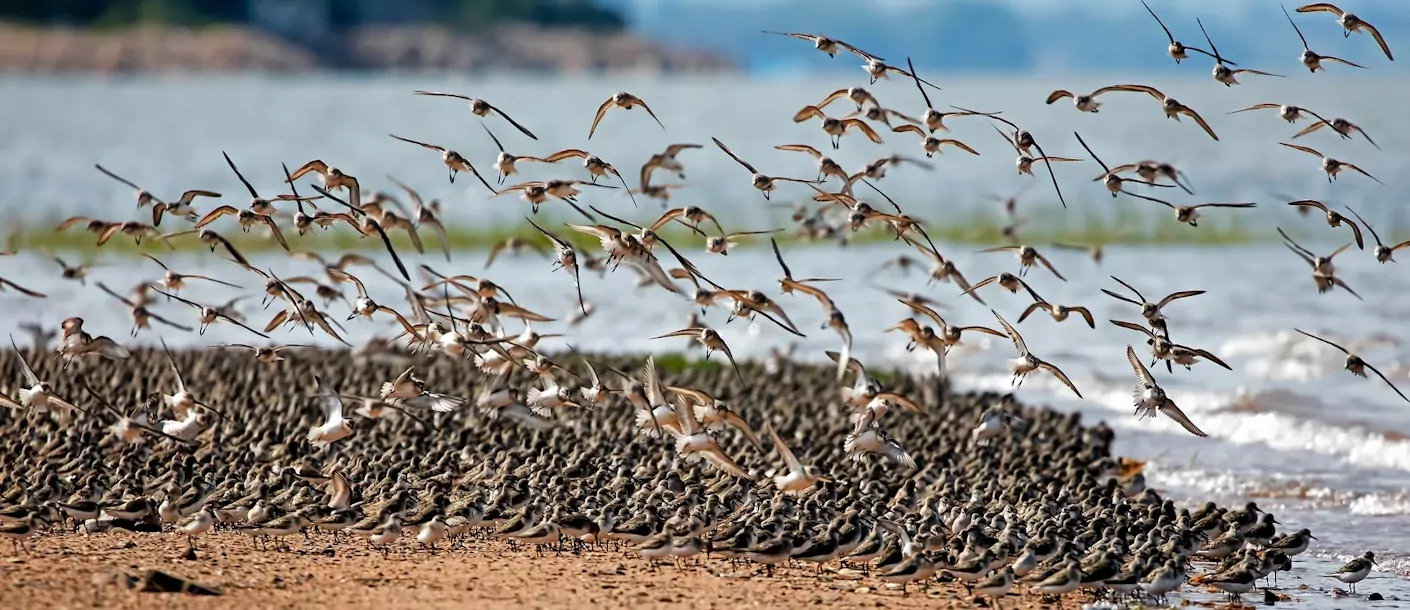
left=0, top=0, right=626, bottom=31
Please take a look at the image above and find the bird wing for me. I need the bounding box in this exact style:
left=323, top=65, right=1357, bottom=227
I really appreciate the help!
left=314, top=375, right=343, bottom=423
left=701, top=446, right=753, bottom=480
left=588, top=96, right=615, bottom=139
left=1364, top=362, right=1410, bottom=404
left=991, top=309, right=1027, bottom=355
left=1155, top=289, right=1206, bottom=310
left=1294, top=329, right=1351, bottom=355
left=1159, top=399, right=1208, bottom=437
left=486, top=103, right=538, bottom=140
left=222, top=151, right=259, bottom=198
left=774, top=144, right=824, bottom=158
left=712, top=138, right=757, bottom=174
left=1230, top=103, right=1282, bottom=114
left=1280, top=142, right=1324, bottom=158
left=1177, top=107, right=1219, bottom=141
left=767, top=419, right=800, bottom=473
left=10, top=336, right=40, bottom=387
left=413, top=90, right=472, bottom=100
left=844, top=120, right=885, bottom=143
left=1127, top=345, right=1156, bottom=387
left=1038, top=360, right=1082, bottom=398
left=643, top=356, right=667, bottom=407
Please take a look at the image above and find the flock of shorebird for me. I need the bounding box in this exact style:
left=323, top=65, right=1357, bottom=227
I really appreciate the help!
left=0, top=2, right=1401, bottom=605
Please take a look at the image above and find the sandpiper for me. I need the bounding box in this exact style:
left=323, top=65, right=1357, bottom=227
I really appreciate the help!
left=1284, top=4, right=1369, bottom=72
left=588, top=91, right=664, bottom=139
left=412, top=90, right=538, bottom=139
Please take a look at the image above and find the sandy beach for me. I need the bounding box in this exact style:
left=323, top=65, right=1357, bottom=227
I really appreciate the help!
left=1, top=534, right=1097, bottom=610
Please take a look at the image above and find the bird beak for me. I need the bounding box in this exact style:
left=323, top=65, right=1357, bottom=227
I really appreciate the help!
left=346, top=313, right=356, bottom=321
left=1310, top=535, right=1319, bottom=540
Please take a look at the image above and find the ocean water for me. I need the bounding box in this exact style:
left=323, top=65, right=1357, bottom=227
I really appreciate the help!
left=3, top=74, right=1410, bottom=604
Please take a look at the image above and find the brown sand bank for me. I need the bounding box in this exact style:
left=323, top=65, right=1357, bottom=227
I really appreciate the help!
left=1, top=534, right=1087, bottom=610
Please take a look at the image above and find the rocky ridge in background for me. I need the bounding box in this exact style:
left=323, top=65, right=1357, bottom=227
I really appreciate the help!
left=0, top=22, right=738, bottom=74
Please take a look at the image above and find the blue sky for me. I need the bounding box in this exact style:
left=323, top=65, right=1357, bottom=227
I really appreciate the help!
left=600, top=0, right=1410, bottom=73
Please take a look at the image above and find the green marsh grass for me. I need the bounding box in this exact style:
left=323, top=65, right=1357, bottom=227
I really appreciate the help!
left=8, top=201, right=1375, bottom=259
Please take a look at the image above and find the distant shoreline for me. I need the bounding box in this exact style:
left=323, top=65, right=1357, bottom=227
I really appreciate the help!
left=0, top=22, right=739, bottom=75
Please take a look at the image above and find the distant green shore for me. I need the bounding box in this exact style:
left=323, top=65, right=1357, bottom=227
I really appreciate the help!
left=6, top=205, right=1316, bottom=259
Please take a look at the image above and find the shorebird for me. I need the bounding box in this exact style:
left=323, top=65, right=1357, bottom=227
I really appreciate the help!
left=902, top=59, right=992, bottom=134
left=537, top=148, right=638, bottom=205
left=143, top=254, right=242, bottom=294
left=156, top=229, right=249, bottom=267
left=1346, top=207, right=1410, bottom=263
left=1045, top=85, right=1148, bottom=113
left=1128, top=346, right=1209, bottom=437
left=1297, top=3, right=1393, bottom=61
left=286, top=159, right=361, bottom=213
left=662, top=394, right=752, bottom=481
left=992, top=310, right=1082, bottom=398
left=1281, top=228, right=1361, bottom=299
left=1142, top=0, right=1219, bottom=64
left=1293, top=116, right=1380, bottom=149
left=650, top=205, right=724, bottom=237
left=1287, top=200, right=1364, bottom=249
left=1086, top=85, right=1219, bottom=140
left=1016, top=287, right=1095, bottom=329
left=980, top=245, right=1067, bottom=280
left=1280, top=142, right=1382, bottom=184
left=979, top=112, right=1070, bottom=208
left=151, top=288, right=269, bottom=338
left=640, top=143, right=702, bottom=182
left=1197, top=18, right=1284, bottom=86
left=412, top=90, right=538, bottom=139
left=845, top=409, right=916, bottom=468
left=309, top=377, right=357, bottom=445
left=0, top=336, right=82, bottom=419
left=331, top=270, right=422, bottom=339
left=380, top=366, right=467, bottom=412
left=388, top=134, right=497, bottom=193
left=651, top=327, right=745, bottom=385
left=588, top=91, right=664, bottom=139
left=96, top=282, right=193, bottom=335
left=1102, top=276, right=1204, bottom=332
left=1051, top=242, right=1104, bottom=265
left=862, top=55, right=939, bottom=88
left=761, top=31, right=881, bottom=60
left=713, top=138, right=820, bottom=200
left=1330, top=551, right=1377, bottom=593
left=56, top=317, right=129, bottom=364
left=217, top=343, right=312, bottom=364
left=1111, top=316, right=1233, bottom=372
left=1096, top=159, right=1194, bottom=194
left=477, top=124, right=549, bottom=185
left=706, top=229, right=777, bottom=256
left=1296, top=330, right=1408, bottom=403
left=1123, top=190, right=1257, bottom=228
left=95, top=163, right=219, bottom=224
left=385, top=176, right=451, bottom=262
left=890, top=125, right=981, bottom=159
left=94, top=221, right=165, bottom=248
left=1284, top=5, right=1369, bottom=72
left=961, top=272, right=1038, bottom=303
left=792, top=105, right=883, bottom=149
left=1076, top=133, right=1177, bottom=199
left=525, top=218, right=588, bottom=315
left=1229, top=102, right=1320, bottom=124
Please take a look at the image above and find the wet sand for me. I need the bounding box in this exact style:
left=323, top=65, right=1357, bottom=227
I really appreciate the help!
left=1, top=534, right=1087, bottom=610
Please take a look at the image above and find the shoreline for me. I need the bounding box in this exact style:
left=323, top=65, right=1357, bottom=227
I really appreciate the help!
left=0, top=349, right=1378, bottom=607
left=0, top=22, right=738, bottom=75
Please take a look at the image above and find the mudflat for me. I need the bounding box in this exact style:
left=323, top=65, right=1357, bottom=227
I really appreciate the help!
left=1, top=535, right=1090, bottom=610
